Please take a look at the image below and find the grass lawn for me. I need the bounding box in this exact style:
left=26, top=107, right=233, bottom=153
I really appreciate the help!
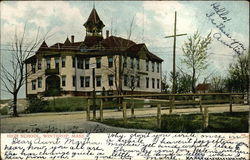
left=25, top=97, right=146, bottom=113
left=100, top=111, right=249, bottom=132
left=0, top=99, right=9, bottom=104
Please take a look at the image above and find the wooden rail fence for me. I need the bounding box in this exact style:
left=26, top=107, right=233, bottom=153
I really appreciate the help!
left=85, top=93, right=247, bottom=129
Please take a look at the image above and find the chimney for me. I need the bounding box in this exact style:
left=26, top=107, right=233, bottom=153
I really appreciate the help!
left=71, top=35, right=74, bottom=43
left=106, top=30, right=109, bottom=38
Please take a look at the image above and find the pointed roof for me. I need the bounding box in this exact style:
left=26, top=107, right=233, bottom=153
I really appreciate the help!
left=61, top=37, right=72, bottom=50
left=64, top=37, right=71, bottom=46
left=84, top=8, right=105, bottom=28
left=196, top=83, right=210, bottom=91
left=37, top=40, right=48, bottom=52
left=126, top=43, right=163, bottom=62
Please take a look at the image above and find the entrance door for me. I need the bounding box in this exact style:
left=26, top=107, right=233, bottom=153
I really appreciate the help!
left=45, top=75, right=61, bottom=96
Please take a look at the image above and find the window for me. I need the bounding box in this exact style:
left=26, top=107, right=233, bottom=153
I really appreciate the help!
left=131, top=75, right=135, bottom=87
left=152, top=78, right=155, bottom=88
left=146, top=61, right=149, bottom=71
left=136, top=58, right=140, bottom=70
left=157, top=63, right=160, bottom=73
left=80, top=76, right=84, bottom=88
left=96, top=76, right=101, bottom=87
left=32, top=80, right=36, bottom=90
left=77, top=57, right=83, bottom=69
left=130, top=57, right=134, bottom=69
left=31, top=63, right=36, bottom=73
left=157, top=79, right=160, bottom=89
left=38, top=60, right=42, bottom=70
left=62, top=76, right=66, bottom=87
left=85, top=58, right=90, bottom=69
left=38, top=77, right=42, bottom=88
left=55, top=58, right=59, bottom=69
left=146, top=77, right=149, bottom=88
left=108, top=57, right=113, bottom=68
left=72, top=76, right=76, bottom=87
left=123, top=57, right=127, bottom=68
left=152, top=62, right=155, bottom=72
left=85, top=77, right=90, bottom=87
left=96, top=58, right=101, bottom=68
left=72, top=57, right=75, bottom=68
left=137, top=76, right=140, bottom=87
left=46, top=59, right=51, bottom=69
left=62, top=57, right=66, bottom=68
left=108, top=75, right=113, bottom=86
left=124, top=75, right=128, bottom=86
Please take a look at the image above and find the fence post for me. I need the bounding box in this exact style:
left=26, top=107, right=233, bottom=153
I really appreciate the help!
left=123, top=102, right=127, bottom=124
left=229, top=94, right=232, bottom=113
left=100, top=99, right=103, bottom=122
left=86, top=98, right=90, bottom=121
left=199, top=96, right=203, bottom=113
left=131, top=98, right=135, bottom=118
left=203, top=106, right=209, bottom=129
left=157, top=104, right=161, bottom=129
left=170, top=95, right=175, bottom=114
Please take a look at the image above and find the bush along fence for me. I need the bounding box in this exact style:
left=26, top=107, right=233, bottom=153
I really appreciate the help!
left=85, top=92, right=247, bottom=129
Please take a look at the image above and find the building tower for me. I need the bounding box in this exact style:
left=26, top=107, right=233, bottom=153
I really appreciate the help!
left=83, top=8, right=105, bottom=37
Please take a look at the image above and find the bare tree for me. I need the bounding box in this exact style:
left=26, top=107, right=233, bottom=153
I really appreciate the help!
left=127, top=15, right=135, bottom=40
left=0, top=24, right=44, bottom=116
left=110, top=16, right=118, bottom=36
left=181, top=31, right=212, bottom=93
left=123, top=62, right=143, bottom=118
left=225, top=51, right=249, bottom=103
left=209, top=75, right=226, bottom=93
left=161, top=71, right=170, bottom=93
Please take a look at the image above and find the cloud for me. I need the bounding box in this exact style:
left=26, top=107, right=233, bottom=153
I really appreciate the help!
left=143, top=1, right=198, bottom=36
left=1, top=1, right=86, bottom=46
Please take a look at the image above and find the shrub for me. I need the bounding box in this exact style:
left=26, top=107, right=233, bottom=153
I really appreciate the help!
left=27, top=97, right=48, bottom=113
left=0, top=106, right=8, bottom=115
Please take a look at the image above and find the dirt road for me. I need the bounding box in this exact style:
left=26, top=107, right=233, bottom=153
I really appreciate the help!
left=1, top=104, right=248, bottom=133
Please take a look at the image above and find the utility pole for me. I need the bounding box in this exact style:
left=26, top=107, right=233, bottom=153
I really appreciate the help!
left=91, top=63, right=97, bottom=120
left=165, top=11, right=187, bottom=95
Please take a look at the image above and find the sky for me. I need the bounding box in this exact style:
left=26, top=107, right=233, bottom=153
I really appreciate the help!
left=0, top=1, right=249, bottom=99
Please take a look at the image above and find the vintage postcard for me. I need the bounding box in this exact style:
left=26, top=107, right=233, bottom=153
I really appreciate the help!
left=0, top=1, right=249, bottom=159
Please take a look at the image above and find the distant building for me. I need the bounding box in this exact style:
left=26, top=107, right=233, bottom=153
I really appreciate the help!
left=25, top=8, right=163, bottom=98
left=196, top=83, right=210, bottom=93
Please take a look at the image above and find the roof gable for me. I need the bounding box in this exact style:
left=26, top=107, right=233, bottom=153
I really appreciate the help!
left=37, top=40, right=48, bottom=52
left=84, top=8, right=105, bottom=29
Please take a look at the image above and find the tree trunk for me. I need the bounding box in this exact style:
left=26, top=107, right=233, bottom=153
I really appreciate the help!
left=131, top=89, right=135, bottom=118
left=12, top=93, right=18, bottom=117
left=53, top=96, right=56, bottom=108
left=192, top=67, right=196, bottom=93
